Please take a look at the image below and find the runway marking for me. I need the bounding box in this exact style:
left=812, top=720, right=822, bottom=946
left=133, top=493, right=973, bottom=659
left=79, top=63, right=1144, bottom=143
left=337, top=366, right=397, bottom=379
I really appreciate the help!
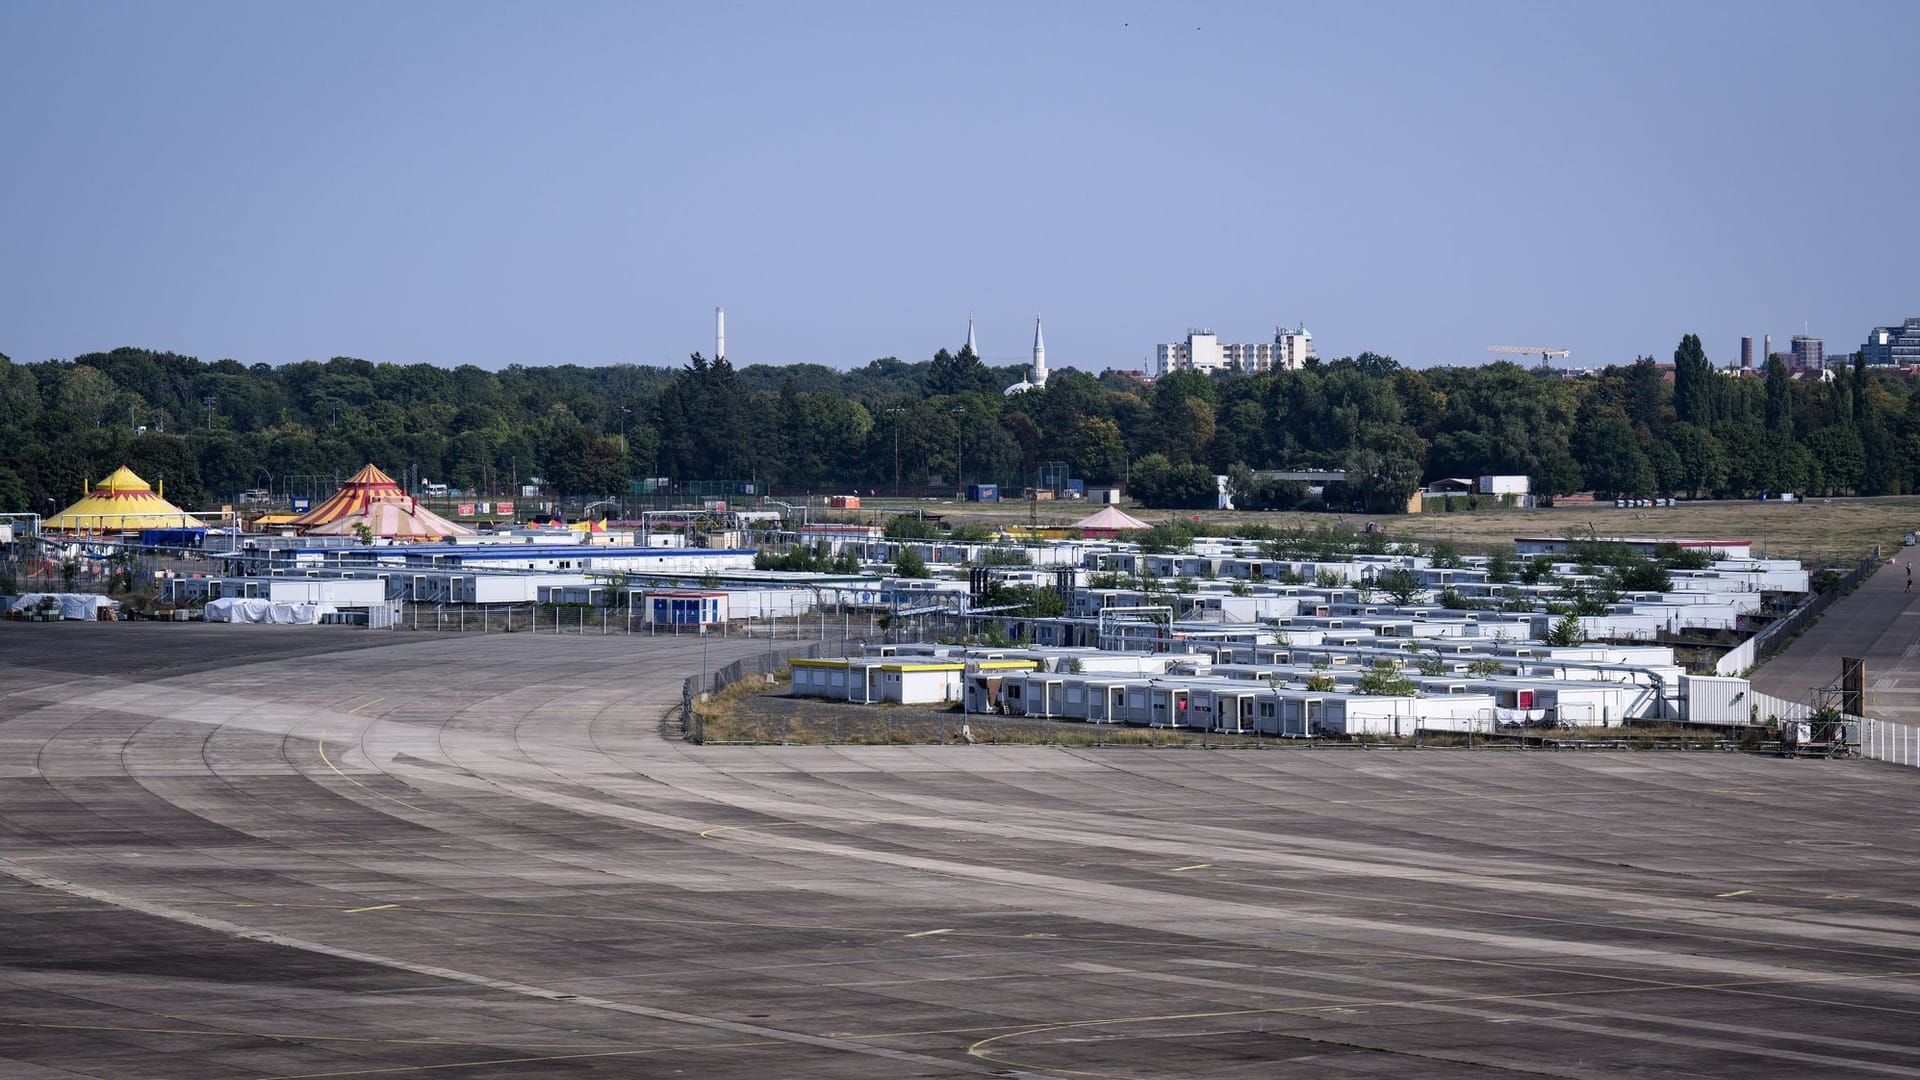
left=0, top=862, right=1015, bottom=1079
left=904, top=927, right=954, bottom=938
left=1169, top=863, right=1211, bottom=872
left=960, top=966, right=1920, bottom=1079
left=344, top=903, right=399, bottom=914
left=1716, top=889, right=1753, bottom=898
left=250, top=1038, right=786, bottom=1078
left=698, top=818, right=886, bottom=839
left=0, top=1018, right=606, bottom=1052
left=347, top=696, right=386, bottom=715
left=315, top=740, right=437, bottom=816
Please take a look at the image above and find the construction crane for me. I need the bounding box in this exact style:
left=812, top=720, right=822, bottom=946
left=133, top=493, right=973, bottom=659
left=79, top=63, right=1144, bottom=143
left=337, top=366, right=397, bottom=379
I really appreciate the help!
left=1488, top=345, right=1572, bottom=365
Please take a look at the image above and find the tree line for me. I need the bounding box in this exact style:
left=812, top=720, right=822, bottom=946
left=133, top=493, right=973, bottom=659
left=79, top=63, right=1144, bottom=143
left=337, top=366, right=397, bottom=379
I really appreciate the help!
left=1, top=335, right=1914, bottom=515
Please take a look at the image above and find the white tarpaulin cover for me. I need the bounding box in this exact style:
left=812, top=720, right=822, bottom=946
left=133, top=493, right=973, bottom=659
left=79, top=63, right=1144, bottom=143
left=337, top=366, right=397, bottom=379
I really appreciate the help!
left=9, top=593, right=114, bottom=620
left=203, top=598, right=334, bottom=624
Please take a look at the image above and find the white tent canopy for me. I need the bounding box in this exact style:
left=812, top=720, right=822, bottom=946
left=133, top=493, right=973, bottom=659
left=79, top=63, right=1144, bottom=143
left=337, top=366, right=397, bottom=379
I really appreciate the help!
left=8, top=593, right=117, bottom=620
left=204, top=598, right=335, bottom=624
left=1072, top=506, right=1152, bottom=532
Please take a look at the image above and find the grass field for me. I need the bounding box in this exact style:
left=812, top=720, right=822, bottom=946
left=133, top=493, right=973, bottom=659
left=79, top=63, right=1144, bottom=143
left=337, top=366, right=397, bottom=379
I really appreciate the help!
left=828, top=494, right=1920, bottom=566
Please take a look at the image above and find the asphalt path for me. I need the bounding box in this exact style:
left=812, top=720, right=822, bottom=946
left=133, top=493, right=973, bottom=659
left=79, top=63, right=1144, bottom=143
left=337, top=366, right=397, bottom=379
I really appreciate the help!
left=1754, top=552, right=1920, bottom=722
left=5, top=622, right=1920, bottom=1078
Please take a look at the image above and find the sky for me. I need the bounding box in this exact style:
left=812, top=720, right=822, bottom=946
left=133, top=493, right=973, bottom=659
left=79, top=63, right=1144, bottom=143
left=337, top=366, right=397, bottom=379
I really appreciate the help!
left=2, top=1, right=1915, bottom=374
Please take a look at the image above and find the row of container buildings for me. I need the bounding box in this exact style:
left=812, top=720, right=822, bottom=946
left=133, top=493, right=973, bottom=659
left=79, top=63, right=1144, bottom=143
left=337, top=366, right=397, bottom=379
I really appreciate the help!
left=790, top=635, right=1753, bottom=737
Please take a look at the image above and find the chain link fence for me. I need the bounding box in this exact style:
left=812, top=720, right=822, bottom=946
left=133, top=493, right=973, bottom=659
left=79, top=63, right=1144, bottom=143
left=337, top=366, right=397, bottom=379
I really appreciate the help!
left=682, top=643, right=823, bottom=743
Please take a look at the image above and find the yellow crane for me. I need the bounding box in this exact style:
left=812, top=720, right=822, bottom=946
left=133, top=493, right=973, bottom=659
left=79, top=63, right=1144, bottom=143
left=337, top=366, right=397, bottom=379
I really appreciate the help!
left=1488, top=345, right=1572, bottom=366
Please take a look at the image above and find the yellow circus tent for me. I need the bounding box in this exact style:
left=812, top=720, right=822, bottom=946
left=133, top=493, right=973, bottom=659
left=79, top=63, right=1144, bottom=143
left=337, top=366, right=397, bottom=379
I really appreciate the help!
left=291, top=464, right=473, bottom=539
left=43, top=466, right=204, bottom=533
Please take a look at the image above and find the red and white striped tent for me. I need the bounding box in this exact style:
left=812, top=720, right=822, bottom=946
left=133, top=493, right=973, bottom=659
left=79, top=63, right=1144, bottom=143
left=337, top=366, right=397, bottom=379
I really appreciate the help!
left=303, top=499, right=472, bottom=541
left=291, top=464, right=473, bottom=539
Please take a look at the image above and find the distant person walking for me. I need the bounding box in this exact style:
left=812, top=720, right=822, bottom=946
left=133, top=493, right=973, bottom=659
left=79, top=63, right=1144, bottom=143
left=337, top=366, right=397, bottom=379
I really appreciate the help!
left=1906, top=564, right=1911, bottom=593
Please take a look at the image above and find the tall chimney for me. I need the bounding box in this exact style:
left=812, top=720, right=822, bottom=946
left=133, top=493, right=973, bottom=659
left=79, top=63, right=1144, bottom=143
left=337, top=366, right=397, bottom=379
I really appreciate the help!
left=1764, top=333, right=1772, bottom=364
left=716, top=307, right=726, bottom=362
left=1741, top=336, right=1753, bottom=370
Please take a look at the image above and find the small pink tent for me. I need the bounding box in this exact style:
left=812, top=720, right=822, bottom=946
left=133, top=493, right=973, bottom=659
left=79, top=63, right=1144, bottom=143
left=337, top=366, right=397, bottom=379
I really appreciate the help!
left=1072, top=506, right=1152, bottom=536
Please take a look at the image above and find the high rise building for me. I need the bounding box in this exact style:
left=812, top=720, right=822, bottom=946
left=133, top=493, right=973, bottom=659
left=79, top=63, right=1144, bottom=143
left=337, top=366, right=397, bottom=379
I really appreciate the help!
left=1863, top=317, right=1920, bottom=367
left=1790, top=335, right=1824, bottom=370
left=1156, top=325, right=1314, bottom=376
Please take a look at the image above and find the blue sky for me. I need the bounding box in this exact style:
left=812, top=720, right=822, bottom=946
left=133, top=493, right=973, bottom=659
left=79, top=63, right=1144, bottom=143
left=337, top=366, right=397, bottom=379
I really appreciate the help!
left=2, top=1, right=1914, bottom=373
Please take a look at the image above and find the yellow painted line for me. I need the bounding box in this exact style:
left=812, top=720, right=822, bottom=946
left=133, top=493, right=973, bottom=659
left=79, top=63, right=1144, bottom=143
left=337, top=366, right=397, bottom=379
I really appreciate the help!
left=315, top=740, right=437, bottom=816
left=347, top=696, right=386, bottom=715
left=344, top=903, right=399, bottom=914
left=1170, top=863, right=1211, bottom=872
left=1715, top=889, right=1753, bottom=898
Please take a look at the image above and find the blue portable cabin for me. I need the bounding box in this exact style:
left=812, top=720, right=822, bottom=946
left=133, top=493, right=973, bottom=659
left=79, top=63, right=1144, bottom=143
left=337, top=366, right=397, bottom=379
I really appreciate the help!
left=967, top=484, right=999, bottom=503
left=647, top=591, right=728, bottom=626
left=138, top=528, right=207, bottom=549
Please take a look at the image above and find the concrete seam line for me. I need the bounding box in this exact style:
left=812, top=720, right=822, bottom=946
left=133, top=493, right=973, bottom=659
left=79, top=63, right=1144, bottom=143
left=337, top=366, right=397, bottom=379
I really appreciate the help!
left=0, top=857, right=1051, bottom=1079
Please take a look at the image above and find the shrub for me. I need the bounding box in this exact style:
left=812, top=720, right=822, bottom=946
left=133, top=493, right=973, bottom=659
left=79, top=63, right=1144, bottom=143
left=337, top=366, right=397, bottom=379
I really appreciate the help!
left=1376, top=568, right=1422, bottom=605
left=1545, top=612, right=1585, bottom=646
left=1486, top=549, right=1515, bottom=583
left=1356, top=660, right=1419, bottom=696
left=895, top=548, right=931, bottom=579
left=884, top=514, right=941, bottom=539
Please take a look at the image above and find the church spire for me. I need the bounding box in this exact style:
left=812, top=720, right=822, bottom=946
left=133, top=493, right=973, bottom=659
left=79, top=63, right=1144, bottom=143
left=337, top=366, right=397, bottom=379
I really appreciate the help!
left=965, top=313, right=978, bottom=357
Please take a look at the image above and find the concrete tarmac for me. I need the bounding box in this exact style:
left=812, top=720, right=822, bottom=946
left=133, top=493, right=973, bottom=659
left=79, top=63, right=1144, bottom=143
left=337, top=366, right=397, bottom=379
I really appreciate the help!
left=5, top=622, right=1920, bottom=1078
left=1754, top=552, right=1920, bottom=722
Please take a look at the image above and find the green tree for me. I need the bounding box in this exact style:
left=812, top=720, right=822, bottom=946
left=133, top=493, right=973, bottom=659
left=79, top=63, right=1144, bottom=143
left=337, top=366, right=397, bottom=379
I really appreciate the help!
left=1572, top=413, right=1654, bottom=498
left=1486, top=548, right=1515, bottom=583
left=1763, top=356, right=1794, bottom=436
left=1376, top=567, right=1423, bottom=604
left=0, top=466, right=27, bottom=512
left=1672, top=334, right=1714, bottom=428
left=1345, top=423, right=1426, bottom=513
left=1666, top=423, right=1727, bottom=499
left=1356, top=660, right=1418, bottom=696
left=1128, top=453, right=1217, bottom=509
left=1544, top=612, right=1584, bottom=646
left=895, top=547, right=931, bottom=579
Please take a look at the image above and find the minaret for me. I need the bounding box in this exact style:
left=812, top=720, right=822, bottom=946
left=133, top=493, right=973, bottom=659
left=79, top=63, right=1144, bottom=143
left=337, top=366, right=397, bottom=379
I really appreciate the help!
left=1032, top=313, right=1048, bottom=387
left=965, top=313, right=978, bottom=357
left=715, top=307, right=726, bottom=362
